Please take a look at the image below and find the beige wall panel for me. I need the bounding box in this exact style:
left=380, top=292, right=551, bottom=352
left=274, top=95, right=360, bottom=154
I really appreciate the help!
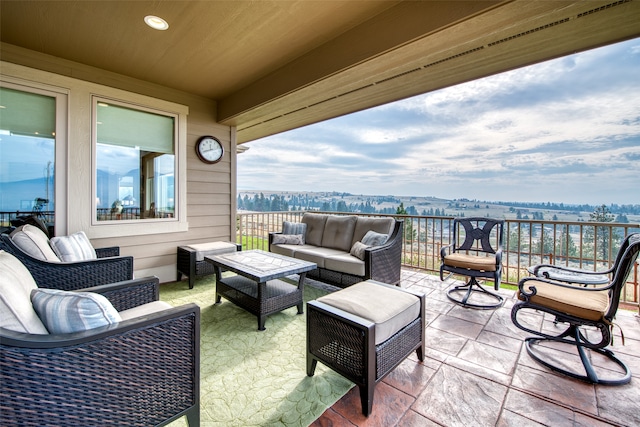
left=1, top=49, right=235, bottom=283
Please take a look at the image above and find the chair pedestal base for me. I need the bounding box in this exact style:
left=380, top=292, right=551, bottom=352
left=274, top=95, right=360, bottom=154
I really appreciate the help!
left=525, top=328, right=631, bottom=385
left=446, top=277, right=504, bottom=309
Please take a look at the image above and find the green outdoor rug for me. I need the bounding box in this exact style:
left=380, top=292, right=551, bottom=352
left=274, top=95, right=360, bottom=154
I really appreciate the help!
left=161, top=275, right=353, bottom=427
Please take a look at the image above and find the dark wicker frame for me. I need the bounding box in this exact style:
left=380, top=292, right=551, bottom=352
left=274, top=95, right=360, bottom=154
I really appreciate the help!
left=439, top=217, right=505, bottom=309
left=177, top=243, right=242, bottom=289
left=306, top=281, right=426, bottom=416
left=270, top=220, right=404, bottom=288
left=0, top=276, right=201, bottom=427
left=511, top=233, right=640, bottom=385
left=0, top=233, right=133, bottom=291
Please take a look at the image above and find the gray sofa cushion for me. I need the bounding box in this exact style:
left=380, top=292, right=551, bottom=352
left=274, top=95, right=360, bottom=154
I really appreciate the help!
left=321, top=215, right=357, bottom=252
left=352, top=217, right=395, bottom=247
left=271, top=234, right=304, bottom=245
left=350, top=241, right=369, bottom=260
left=325, top=253, right=365, bottom=276
left=293, top=247, right=346, bottom=269
left=302, top=213, right=328, bottom=246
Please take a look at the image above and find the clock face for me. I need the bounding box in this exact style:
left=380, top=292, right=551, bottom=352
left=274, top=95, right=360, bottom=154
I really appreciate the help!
left=196, top=136, right=224, bottom=164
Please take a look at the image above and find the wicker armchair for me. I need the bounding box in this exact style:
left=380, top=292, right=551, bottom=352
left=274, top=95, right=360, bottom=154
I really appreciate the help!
left=511, top=233, right=640, bottom=385
left=0, top=233, right=133, bottom=291
left=0, top=275, right=201, bottom=426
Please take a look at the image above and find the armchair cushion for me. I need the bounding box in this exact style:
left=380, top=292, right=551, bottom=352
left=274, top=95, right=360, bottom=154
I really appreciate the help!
left=361, top=230, right=388, bottom=247
left=119, top=300, right=173, bottom=320
left=517, top=279, right=609, bottom=321
left=443, top=253, right=497, bottom=271
left=49, top=231, right=97, bottom=262
left=0, top=250, right=48, bottom=334
left=31, top=288, right=122, bottom=334
left=10, top=224, right=59, bottom=262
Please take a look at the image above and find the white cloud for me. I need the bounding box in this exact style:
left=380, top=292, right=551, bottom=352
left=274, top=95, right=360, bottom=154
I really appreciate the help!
left=239, top=38, right=640, bottom=204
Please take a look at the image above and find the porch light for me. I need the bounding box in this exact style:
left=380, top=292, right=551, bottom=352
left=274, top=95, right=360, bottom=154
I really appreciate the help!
left=144, top=15, right=169, bottom=31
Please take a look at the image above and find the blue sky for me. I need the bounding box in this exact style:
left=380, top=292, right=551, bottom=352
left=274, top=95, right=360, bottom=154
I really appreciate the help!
left=238, top=37, right=640, bottom=205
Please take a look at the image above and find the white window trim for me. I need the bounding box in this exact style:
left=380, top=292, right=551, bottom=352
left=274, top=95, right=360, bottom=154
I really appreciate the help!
left=0, top=61, right=189, bottom=239
left=0, top=76, right=69, bottom=236
left=89, top=93, right=188, bottom=239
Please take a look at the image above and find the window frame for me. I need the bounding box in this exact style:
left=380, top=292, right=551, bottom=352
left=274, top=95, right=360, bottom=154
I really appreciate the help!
left=0, top=77, right=69, bottom=236
left=90, top=94, right=188, bottom=238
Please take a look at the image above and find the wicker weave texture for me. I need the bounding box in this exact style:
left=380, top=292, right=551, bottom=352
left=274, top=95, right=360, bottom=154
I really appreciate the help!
left=217, top=275, right=302, bottom=317
left=1, top=313, right=199, bottom=427
left=307, top=307, right=367, bottom=382
left=0, top=235, right=134, bottom=291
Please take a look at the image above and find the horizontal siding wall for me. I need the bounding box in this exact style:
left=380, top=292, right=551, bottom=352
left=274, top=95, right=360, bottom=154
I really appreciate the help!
left=1, top=44, right=235, bottom=283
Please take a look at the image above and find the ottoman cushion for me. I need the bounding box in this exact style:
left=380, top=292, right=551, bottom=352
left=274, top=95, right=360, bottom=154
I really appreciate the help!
left=187, top=241, right=237, bottom=261
left=317, top=280, right=420, bottom=344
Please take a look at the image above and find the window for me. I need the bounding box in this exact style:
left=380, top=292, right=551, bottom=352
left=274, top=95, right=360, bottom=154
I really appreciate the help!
left=0, top=83, right=66, bottom=234
left=94, top=98, right=177, bottom=222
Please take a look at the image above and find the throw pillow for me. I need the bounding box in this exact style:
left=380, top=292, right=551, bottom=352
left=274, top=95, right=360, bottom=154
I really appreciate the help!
left=10, top=224, right=60, bottom=262
left=282, top=221, right=306, bottom=244
left=49, top=231, right=97, bottom=262
left=0, top=250, right=49, bottom=334
left=272, top=234, right=305, bottom=245
left=349, top=241, right=370, bottom=260
left=361, top=230, right=389, bottom=247
left=31, top=288, right=122, bottom=334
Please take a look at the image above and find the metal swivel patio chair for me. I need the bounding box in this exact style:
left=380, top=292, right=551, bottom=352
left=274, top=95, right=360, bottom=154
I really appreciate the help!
left=440, top=217, right=505, bottom=309
left=511, top=233, right=640, bottom=385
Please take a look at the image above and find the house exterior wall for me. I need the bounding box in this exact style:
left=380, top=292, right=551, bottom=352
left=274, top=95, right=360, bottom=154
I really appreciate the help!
left=1, top=45, right=236, bottom=283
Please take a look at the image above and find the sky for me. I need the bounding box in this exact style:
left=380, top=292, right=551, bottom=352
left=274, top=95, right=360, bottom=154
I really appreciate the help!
left=237, top=37, right=640, bottom=206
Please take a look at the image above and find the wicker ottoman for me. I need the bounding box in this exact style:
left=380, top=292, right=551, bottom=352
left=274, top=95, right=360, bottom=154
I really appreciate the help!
left=306, top=280, right=425, bottom=416
left=177, top=242, right=241, bottom=289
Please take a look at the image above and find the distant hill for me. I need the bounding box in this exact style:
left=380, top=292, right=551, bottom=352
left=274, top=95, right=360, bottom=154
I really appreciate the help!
left=238, top=190, right=640, bottom=224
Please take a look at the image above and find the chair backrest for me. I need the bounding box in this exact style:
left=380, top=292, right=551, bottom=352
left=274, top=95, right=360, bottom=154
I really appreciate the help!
left=451, top=217, right=504, bottom=255
left=605, top=233, right=640, bottom=319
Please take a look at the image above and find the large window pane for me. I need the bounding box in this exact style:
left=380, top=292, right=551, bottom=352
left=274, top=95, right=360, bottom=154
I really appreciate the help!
left=0, top=87, right=56, bottom=228
left=95, top=100, right=176, bottom=221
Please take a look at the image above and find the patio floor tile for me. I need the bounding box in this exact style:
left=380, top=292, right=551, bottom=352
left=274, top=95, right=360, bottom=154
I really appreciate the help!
left=312, top=269, right=640, bottom=427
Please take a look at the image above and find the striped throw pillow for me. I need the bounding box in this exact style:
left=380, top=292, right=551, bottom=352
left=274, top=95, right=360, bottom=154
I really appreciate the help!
left=31, top=288, right=121, bottom=334
left=282, top=221, right=306, bottom=244
left=49, top=231, right=97, bottom=262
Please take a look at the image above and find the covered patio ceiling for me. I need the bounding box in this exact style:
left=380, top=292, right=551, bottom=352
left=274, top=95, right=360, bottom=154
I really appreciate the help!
left=1, top=1, right=639, bottom=143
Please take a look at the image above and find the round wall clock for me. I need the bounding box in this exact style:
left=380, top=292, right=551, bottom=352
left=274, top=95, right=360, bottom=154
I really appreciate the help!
left=195, top=135, right=224, bottom=164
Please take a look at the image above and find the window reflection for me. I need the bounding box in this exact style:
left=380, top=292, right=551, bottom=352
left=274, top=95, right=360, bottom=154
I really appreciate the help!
left=95, top=100, right=175, bottom=221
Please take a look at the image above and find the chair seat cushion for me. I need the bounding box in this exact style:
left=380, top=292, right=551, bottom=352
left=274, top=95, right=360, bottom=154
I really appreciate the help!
left=31, top=288, right=122, bottom=334
left=444, top=253, right=497, bottom=271
left=517, top=280, right=609, bottom=321
left=119, top=301, right=173, bottom=320
left=187, top=241, right=237, bottom=261
left=317, top=280, right=420, bottom=345
left=0, top=250, right=49, bottom=334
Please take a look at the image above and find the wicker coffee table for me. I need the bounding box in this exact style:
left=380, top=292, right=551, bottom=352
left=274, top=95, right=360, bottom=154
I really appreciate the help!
left=205, top=250, right=317, bottom=330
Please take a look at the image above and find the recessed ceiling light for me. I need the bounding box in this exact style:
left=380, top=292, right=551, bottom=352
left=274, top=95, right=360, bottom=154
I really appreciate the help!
left=144, top=15, right=169, bottom=31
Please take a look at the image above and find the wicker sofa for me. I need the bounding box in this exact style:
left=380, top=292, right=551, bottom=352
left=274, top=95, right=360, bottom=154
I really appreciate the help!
left=269, top=213, right=403, bottom=288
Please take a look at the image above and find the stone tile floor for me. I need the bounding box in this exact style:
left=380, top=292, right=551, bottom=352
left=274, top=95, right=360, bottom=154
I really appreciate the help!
left=311, top=268, right=640, bottom=427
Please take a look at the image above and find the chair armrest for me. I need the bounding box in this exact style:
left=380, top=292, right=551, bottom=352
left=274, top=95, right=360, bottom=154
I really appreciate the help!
left=81, top=276, right=160, bottom=312
left=364, top=220, right=403, bottom=285
left=95, top=246, right=120, bottom=258
left=440, top=244, right=454, bottom=259
left=531, top=263, right=611, bottom=277
left=0, top=304, right=200, bottom=426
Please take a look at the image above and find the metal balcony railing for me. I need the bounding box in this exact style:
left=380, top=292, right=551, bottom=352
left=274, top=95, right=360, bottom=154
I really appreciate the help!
left=236, top=211, right=640, bottom=311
